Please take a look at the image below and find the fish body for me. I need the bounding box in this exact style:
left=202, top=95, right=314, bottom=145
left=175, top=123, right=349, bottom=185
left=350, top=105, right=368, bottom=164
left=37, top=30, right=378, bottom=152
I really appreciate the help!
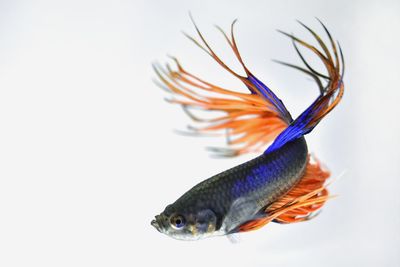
left=151, top=18, right=344, bottom=240
left=156, top=138, right=307, bottom=238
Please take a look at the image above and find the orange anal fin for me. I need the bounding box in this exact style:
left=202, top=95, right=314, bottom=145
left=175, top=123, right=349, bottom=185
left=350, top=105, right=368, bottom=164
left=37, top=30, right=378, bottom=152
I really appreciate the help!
left=236, top=156, right=332, bottom=232
left=265, top=156, right=331, bottom=224
left=237, top=217, right=273, bottom=233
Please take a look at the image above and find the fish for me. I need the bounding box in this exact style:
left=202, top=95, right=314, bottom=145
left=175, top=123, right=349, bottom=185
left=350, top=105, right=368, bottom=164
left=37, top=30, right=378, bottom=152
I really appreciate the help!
left=151, top=17, right=344, bottom=241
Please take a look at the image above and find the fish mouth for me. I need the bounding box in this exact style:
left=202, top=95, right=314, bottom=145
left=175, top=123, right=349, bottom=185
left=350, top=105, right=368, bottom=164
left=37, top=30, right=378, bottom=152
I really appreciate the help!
left=151, top=215, right=164, bottom=233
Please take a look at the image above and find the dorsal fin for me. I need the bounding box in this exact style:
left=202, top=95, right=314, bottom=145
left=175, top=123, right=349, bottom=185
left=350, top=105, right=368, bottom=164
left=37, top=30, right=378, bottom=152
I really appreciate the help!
left=154, top=18, right=292, bottom=157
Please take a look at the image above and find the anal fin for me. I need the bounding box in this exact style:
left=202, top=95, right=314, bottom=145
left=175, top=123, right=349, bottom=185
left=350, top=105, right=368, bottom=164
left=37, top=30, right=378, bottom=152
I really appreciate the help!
left=235, top=155, right=331, bottom=233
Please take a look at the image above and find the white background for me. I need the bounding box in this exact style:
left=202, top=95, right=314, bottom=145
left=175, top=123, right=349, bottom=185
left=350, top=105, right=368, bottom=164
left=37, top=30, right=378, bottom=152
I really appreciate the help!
left=0, top=0, right=399, bottom=266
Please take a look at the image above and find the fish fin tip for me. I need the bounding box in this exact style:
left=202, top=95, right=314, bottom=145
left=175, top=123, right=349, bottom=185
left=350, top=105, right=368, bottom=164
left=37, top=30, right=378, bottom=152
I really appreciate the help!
left=226, top=233, right=241, bottom=244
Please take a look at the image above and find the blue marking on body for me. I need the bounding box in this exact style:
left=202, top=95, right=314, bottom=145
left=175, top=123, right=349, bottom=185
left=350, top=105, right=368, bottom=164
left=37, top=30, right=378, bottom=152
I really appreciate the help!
left=231, top=163, right=271, bottom=199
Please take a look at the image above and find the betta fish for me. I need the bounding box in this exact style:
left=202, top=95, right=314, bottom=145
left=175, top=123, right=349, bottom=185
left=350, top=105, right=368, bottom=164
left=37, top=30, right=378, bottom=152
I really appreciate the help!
left=151, top=17, right=344, bottom=241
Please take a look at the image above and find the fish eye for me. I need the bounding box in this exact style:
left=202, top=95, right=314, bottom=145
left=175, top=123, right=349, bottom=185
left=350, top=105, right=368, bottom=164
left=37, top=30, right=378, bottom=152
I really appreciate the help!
left=170, top=215, right=186, bottom=229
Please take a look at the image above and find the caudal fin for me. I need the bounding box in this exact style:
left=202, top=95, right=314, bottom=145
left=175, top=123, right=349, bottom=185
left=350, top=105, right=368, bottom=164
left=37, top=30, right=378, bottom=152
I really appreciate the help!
left=231, top=21, right=344, bottom=232
left=266, top=20, right=344, bottom=153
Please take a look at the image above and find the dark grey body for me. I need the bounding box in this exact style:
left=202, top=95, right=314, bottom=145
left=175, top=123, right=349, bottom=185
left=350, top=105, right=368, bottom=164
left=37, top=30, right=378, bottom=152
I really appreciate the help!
left=164, top=137, right=308, bottom=233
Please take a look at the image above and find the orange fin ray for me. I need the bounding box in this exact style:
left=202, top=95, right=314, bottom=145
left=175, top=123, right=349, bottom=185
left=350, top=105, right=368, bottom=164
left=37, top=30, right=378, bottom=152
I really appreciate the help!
left=154, top=21, right=290, bottom=157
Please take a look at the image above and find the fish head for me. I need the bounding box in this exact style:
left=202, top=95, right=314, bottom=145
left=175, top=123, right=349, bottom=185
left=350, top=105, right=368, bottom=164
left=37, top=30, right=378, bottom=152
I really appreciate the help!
left=151, top=204, right=218, bottom=240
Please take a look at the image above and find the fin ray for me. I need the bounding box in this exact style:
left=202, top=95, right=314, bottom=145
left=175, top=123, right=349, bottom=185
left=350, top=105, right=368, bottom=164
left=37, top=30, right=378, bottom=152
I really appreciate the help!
left=267, top=21, right=344, bottom=153
left=155, top=19, right=292, bottom=157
